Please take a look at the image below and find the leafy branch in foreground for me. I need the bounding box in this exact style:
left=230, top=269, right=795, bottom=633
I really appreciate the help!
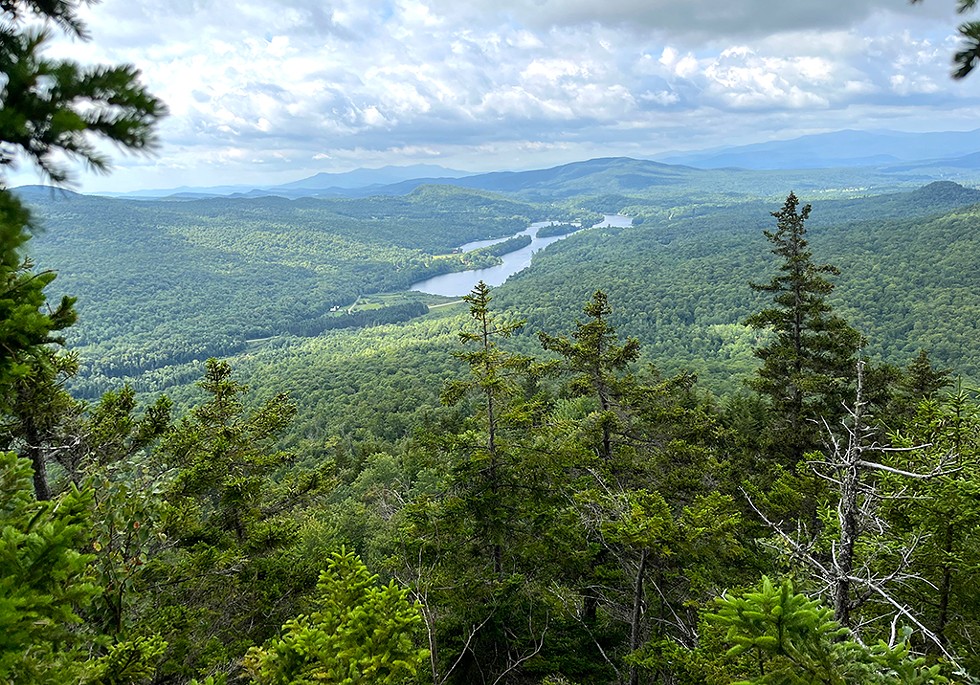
left=709, top=577, right=947, bottom=684
left=244, top=549, right=427, bottom=685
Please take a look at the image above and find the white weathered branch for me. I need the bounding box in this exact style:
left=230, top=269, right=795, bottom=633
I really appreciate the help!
left=854, top=459, right=960, bottom=480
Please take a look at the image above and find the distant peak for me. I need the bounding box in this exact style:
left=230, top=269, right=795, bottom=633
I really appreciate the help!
left=909, top=180, right=980, bottom=204
left=11, top=185, right=83, bottom=199
left=916, top=180, right=965, bottom=191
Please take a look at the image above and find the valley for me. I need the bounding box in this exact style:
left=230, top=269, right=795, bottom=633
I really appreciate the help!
left=21, top=157, right=980, bottom=427
left=7, top=0, right=980, bottom=681
left=9, top=148, right=980, bottom=685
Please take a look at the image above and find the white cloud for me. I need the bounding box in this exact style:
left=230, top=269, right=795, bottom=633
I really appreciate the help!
left=6, top=0, right=977, bottom=191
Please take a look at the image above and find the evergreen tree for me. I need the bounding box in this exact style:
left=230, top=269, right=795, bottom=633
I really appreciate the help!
left=139, top=360, right=336, bottom=682
left=244, top=549, right=426, bottom=685
left=409, top=282, right=561, bottom=684
left=0, top=195, right=75, bottom=406
left=886, top=349, right=954, bottom=421
left=0, top=347, right=78, bottom=499
left=163, top=358, right=297, bottom=545
left=539, top=289, right=640, bottom=463
left=884, top=388, right=980, bottom=671
left=745, top=192, right=863, bottom=464
left=912, top=0, right=980, bottom=79
left=537, top=290, right=645, bottom=634
left=441, top=280, right=533, bottom=577
left=1, top=0, right=163, bottom=496
left=702, top=577, right=947, bottom=684
left=0, top=452, right=96, bottom=683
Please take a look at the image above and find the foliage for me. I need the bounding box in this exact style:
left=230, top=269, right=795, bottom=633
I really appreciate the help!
left=706, top=576, right=948, bottom=684
left=470, top=233, right=533, bottom=259
left=162, top=358, right=296, bottom=544
left=4, top=38, right=980, bottom=682
left=0, top=0, right=162, bottom=400
left=745, top=192, right=863, bottom=463
left=18, top=170, right=980, bottom=416
left=538, top=290, right=640, bottom=462
left=883, top=388, right=980, bottom=672
left=244, top=549, right=426, bottom=685
left=535, top=222, right=583, bottom=238
left=20, top=187, right=581, bottom=397
left=0, top=452, right=96, bottom=683
left=0, top=192, right=75, bottom=400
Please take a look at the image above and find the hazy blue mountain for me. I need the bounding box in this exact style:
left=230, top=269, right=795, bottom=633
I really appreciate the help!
left=11, top=185, right=84, bottom=201
left=99, top=184, right=262, bottom=198
left=91, top=165, right=470, bottom=199
left=71, top=131, right=980, bottom=201
left=659, top=129, right=980, bottom=170
left=273, top=164, right=471, bottom=190
left=881, top=151, right=980, bottom=173
left=30, top=130, right=980, bottom=205
left=334, top=157, right=702, bottom=199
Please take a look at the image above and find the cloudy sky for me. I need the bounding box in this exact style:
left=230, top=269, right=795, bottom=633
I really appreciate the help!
left=11, top=0, right=980, bottom=191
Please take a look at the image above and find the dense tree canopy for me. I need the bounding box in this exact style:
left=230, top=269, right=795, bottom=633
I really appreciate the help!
left=2, top=4, right=978, bottom=681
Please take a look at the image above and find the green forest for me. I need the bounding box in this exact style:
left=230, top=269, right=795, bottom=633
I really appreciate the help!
left=4, top=2, right=980, bottom=685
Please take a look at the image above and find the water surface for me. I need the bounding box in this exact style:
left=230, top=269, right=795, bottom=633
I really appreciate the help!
left=410, top=215, right=631, bottom=297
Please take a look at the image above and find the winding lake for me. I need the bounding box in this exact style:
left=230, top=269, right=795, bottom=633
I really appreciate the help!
left=410, top=214, right=632, bottom=297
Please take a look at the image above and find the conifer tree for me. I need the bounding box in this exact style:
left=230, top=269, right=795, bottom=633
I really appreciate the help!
left=539, top=289, right=640, bottom=463
left=887, top=349, right=954, bottom=421
left=441, top=280, right=533, bottom=576
left=745, top=192, right=863, bottom=464
left=537, top=290, right=640, bottom=628
left=0, top=195, right=75, bottom=405
left=885, top=388, right=980, bottom=670
left=416, top=282, right=556, bottom=684
left=705, top=577, right=947, bottom=684
left=1, top=0, right=164, bottom=492
left=0, top=452, right=96, bottom=683
left=245, top=549, right=426, bottom=685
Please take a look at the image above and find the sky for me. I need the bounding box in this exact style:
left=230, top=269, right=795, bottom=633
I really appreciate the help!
left=9, top=0, right=980, bottom=191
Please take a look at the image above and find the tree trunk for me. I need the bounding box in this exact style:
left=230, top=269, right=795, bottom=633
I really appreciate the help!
left=30, top=448, right=50, bottom=501
left=24, top=414, right=50, bottom=501
left=629, top=549, right=648, bottom=685
left=936, top=522, right=954, bottom=648
left=833, top=362, right=864, bottom=627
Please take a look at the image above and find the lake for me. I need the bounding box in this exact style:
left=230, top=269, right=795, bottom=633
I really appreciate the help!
left=410, top=214, right=632, bottom=297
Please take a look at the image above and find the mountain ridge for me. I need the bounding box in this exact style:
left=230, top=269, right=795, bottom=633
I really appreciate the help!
left=658, top=128, right=980, bottom=170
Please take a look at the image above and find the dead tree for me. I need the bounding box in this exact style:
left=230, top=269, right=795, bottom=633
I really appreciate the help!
left=745, top=361, right=964, bottom=670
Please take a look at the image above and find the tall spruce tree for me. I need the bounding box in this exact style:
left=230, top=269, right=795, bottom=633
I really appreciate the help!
left=441, top=280, right=533, bottom=577
left=746, top=192, right=863, bottom=464
left=539, top=290, right=640, bottom=463
left=421, top=282, right=558, bottom=684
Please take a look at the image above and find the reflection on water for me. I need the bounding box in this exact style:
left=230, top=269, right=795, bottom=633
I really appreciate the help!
left=410, top=215, right=632, bottom=297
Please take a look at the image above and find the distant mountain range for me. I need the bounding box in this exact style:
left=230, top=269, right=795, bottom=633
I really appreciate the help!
left=13, top=129, right=980, bottom=201
left=657, top=128, right=980, bottom=169
left=353, top=157, right=697, bottom=200
left=94, top=164, right=471, bottom=199
left=275, top=164, right=471, bottom=190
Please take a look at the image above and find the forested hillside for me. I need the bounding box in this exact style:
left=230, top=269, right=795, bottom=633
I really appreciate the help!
left=24, top=173, right=980, bottom=413
left=4, top=1, right=980, bottom=681
left=23, top=185, right=591, bottom=395
left=496, top=180, right=980, bottom=391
